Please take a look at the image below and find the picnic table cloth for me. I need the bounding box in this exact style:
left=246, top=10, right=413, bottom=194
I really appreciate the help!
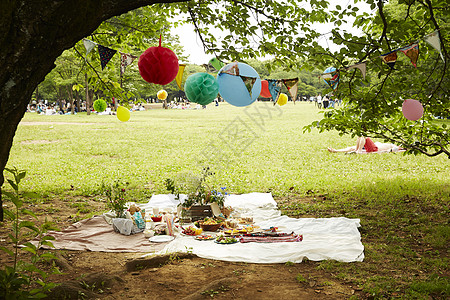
left=149, top=193, right=365, bottom=264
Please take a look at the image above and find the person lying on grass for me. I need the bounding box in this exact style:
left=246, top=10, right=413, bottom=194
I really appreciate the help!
left=327, top=136, right=405, bottom=154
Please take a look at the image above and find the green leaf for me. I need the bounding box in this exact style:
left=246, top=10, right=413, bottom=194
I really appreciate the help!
left=7, top=179, right=18, bottom=191
left=17, top=171, right=26, bottom=182
left=19, top=221, right=39, bottom=233
left=4, top=209, right=15, bottom=220
left=22, top=246, right=37, bottom=255
left=1, top=190, right=17, bottom=201
left=22, top=209, right=37, bottom=219
left=0, top=246, right=15, bottom=257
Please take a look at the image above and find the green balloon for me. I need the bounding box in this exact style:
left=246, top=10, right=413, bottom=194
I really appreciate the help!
left=93, top=99, right=107, bottom=112
left=184, top=73, right=219, bottom=105
left=209, top=58, right=224, bottom=71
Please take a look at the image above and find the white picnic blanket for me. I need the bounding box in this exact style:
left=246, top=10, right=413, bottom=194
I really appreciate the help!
left=139, top=193, right=364, bottom=264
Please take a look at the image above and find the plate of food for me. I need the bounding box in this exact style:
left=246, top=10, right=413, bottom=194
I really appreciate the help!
left=215, top=236, right=239, bottom=244
left=224, top=229, right=241, bottom=235
left=149, top=235, right=174, bottom=243
left=181, top=226, right=202, bottom=236
left=195, top=234, right=216, bottom=241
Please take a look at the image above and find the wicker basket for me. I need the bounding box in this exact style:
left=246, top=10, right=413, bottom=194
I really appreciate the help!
left=183, top=205, right=213, bottom=222
left=199, top=222, right=222, bottom=232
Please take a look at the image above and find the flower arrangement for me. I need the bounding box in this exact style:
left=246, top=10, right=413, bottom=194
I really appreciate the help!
left=164, top=167, right=227, bottom=209
left=209, top=187, right=228, bottom=209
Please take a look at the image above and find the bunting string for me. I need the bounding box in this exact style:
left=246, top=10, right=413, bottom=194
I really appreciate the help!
left=82, top=38, right=137, bottom=72
left=317, top=29, right=446, bottom=91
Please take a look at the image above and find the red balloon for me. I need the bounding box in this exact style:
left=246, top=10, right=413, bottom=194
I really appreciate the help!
left=402, top=99, right=424, bottom=121
left=138, top=36, right=179, bottom=85
left=260, top=80, right=272, bottom=98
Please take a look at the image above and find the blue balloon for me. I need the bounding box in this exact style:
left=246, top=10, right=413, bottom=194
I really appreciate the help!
left=217, top=62, right=261, bottom=107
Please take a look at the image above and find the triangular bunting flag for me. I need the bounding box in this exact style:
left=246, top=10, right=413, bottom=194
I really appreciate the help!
left=240, top=76, right=257, bottom=97
left=399, top=43, right=419, bottom=67
left=219, top=61, right=239, bottom=76
left=202, top=63, right=216, bottom=73
left=176, top=64, right=187, bottom=90
left=267, top=79, right=283, bottom=104
left=98, top=44, right=117, bottom=70
left=282, top=78, right=299, bottom=103
left=83, top=39, right=96, bottom=59
left=321, top=69, right=340, bottom=90
left=119, top=52, right=137, bottom=75
left=345, top=62, right=367, bottom=80
left=424, top=30, right=444, bottom=62
left=380, top=50, right=398, bottom=70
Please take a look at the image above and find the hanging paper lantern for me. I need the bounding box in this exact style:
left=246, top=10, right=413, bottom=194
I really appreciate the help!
left=117, top=106, right=130, bottom=122
left=217, top=62, right=261, bottom=107
left=209, top=58, right=224, bottom=71
left=138, top=36, right=179, bottom=85
left=184, top=72, right=219, bottom=105
left=402, top=99, right=424, bottom=121
left=157, top=90, right=168, bottom=100
left=277, top=93, right=288, bottom=106
left=260, top=80, right=272, bottom=98
left=93, top=99, right=107, bottom=112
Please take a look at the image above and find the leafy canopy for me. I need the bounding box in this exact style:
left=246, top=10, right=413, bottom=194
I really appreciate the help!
left=41, top=0, right=448, bottom=157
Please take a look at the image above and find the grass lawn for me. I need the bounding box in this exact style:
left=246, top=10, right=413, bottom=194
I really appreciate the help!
left=6, top=101, right=450, bottom=298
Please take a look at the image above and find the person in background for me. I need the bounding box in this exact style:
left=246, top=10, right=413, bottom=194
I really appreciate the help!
left=322, top=94, right=329, bottom=109
left=329, top=94, right=335, bottom=108
left=316, top=93, right=322, bottom=109
left=327, top=136, right=404, bottom=154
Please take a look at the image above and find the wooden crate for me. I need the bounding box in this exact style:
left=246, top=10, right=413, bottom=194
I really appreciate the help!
left=183, top=205, right=213, bottom=221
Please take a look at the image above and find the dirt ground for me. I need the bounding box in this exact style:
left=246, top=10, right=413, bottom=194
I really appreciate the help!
left=0, top=196, right=367, bottom=299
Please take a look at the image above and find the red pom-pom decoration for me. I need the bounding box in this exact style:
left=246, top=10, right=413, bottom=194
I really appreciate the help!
left=138, top=36, right=179, bottom=85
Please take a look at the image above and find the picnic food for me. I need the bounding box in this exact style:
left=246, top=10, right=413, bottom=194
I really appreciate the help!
left=182, top=226, right=202, bottom=236
left=224, top=229, right=240, bottom=235
left=201, top=217, right=222, bottom=225
left=151, top=215, right=163, bottom=222
left=195, top=234, right=215, bottom=241
left=198, top=217, right=223, bottom=232
left=238, top=217, right=253, bottom=224
left=215, top=235, right=238, bottom=244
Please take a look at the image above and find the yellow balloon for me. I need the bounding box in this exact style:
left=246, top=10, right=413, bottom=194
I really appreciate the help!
left=157, top=89, right=168, bottom=100
left=117, top=106, right=130, bottom=122
left=277, top=93, right=288, bottom=106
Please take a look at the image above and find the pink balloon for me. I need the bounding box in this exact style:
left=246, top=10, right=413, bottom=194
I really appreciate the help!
left=402, top=99, right=423, bottom=121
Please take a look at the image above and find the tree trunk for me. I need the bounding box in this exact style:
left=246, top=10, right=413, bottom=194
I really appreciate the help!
left=76, top=89, right=81, bottom=113
left=0, top=0, right=186, bottom=221
left=85, top=73, right=91, bottom=115
left=87, top=89, right=94, bottom=115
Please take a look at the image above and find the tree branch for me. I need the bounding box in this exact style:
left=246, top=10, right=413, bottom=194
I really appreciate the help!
left=377, top=0, right=391, bottom=51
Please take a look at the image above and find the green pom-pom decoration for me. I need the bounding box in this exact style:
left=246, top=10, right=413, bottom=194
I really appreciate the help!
left=184, top=72, right=219, bottom=105
left=93, top=99, right=107, bottom=112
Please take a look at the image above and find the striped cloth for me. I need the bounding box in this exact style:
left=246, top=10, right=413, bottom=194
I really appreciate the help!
left=239, top=232, right=303, bottom=243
